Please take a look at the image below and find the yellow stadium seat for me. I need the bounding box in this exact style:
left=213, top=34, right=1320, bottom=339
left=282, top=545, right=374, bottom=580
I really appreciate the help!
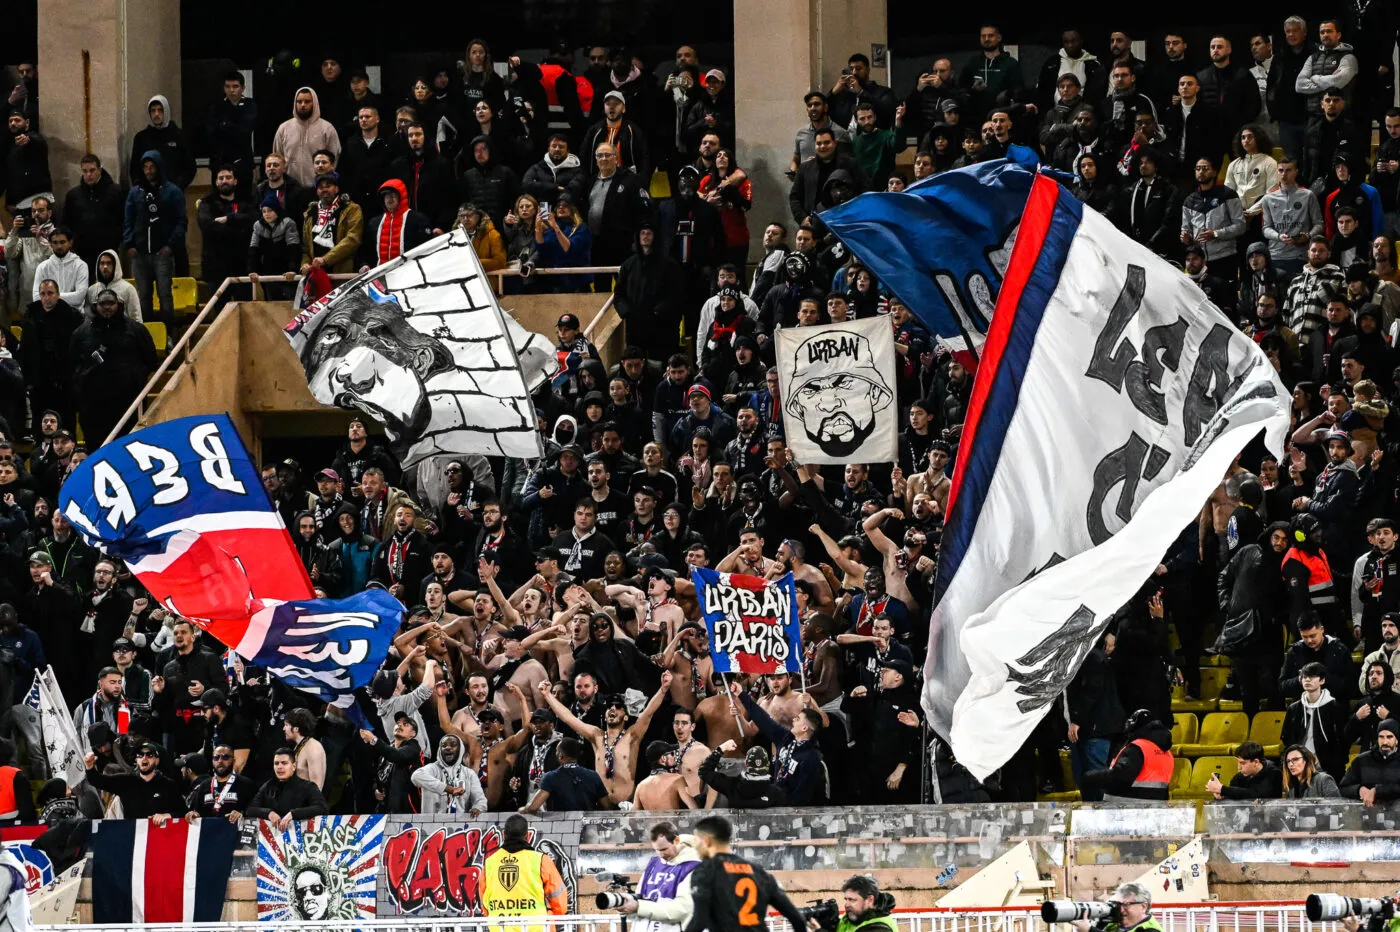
left=1040, top=749, right=1082, bottom=802
left=127, top=277, right=199, bottom=314
left=1176, top=711, right=1249, bottom=757
left=1174, top=666, right=1229, bottom=713
left=1247, top=711, right=1287, bottom=758
left=8, top=326, right=19, bottom=343
left=144, top=321, right=168, bottom=354
left=1171, top=713, right=1199, bottom=747
left=1168, top=757, right=1193, bottom=797
left=1179, top=755, right=1239, bottom=799
left=171, top=277, right=199, bottom=315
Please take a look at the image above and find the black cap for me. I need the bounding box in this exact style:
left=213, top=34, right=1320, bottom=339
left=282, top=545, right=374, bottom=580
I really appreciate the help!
left=112, top=637, right=137, bottom=652
left=393, top=711, right=419, bottom=730
left=535, top=546, right=562, bottom=563
left=557, top=313, right=581, bottom=330
left=372, top=669, right=398, bottom=700
left=137, top=740, right=162, bottom=756
left=191, top=682, right=226, bottom=705
left=646, top=740, right=678, bottom=766
left=603, top=693, right=628, bottom=710
left=87, top=722, right=115, bottom=750
left=179, top=752, right=210, bottom=775
left=879, top=657, right=914, bottom=679
left=530, top=707, right=556, bottom=723
left=477, top=707, right=505, bottom=725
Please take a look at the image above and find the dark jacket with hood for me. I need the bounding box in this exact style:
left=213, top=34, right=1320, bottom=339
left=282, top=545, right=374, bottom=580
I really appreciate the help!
left=698, top=745, right=789, bottom=808
left=1347, top=662, right=1400, bottom=753
left=129, top=95, right=195, bottom=189
left=4, top=126, right=51, bottom=206
left=458, top=135, right=520, bottom=230
left=292, top=510, right=342, bottom=592
left=62, top=167, right=126, bottom=266
left=69, top=304, right=158, bottom=442
left=123, top=150, right=188, bottom=254
left=326, top=503, right=377, bottom=597
left=371, top=734, right=424, bottom=814
left=390, top=141, right=458, bottom=232
left=1081, top=718, right=1173, bottom=799
left=788, top=154, right=865, bottom=225
left=614, top=223, right=684, bottom=334
left=522, top=151, right=587, bottom=206
left=1219, top=759, right=1283, bottom=799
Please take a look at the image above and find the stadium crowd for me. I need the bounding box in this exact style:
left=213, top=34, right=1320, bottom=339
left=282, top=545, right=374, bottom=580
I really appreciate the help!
left=0, top=11, right=1397, bottom=821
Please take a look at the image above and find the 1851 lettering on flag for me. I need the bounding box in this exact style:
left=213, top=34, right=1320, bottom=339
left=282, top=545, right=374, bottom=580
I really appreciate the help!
left=922, top=170, right=1289, bottom=779
left=58, top=415, right=401, bottom=723
left=775, top=317, right=898, bottom=465
left=91, top=817, right=239, bottom=923
left=285, top=229, right=550, bottom=465
left=691, top=568, right=802, bottom=674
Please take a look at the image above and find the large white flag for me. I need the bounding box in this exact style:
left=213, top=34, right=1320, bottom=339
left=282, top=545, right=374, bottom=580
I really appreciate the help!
left=29, top=667, right=86, bottom=786
left=923, top=174, right=1290, bottom=779
left=775, top=317, right=899, bottom=464
left=284, top=229, right=551, bottom=465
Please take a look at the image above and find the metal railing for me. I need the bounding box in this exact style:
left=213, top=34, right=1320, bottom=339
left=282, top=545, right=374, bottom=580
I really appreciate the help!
left=105, top=265, right=620, bottom=446
left=35, top=904, right=1348, bottom=932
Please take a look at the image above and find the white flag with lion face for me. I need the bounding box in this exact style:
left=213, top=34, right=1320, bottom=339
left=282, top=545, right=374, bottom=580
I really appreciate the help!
left=775, top=317, right=898, bottom=465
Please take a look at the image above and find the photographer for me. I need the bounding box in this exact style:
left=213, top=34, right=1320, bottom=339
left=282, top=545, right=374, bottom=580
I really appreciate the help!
left=611, top=822, right=702, bottom=932
left=1069, top=884, right=1160, bottom=932
left=837, top=876, right=896, bottom=932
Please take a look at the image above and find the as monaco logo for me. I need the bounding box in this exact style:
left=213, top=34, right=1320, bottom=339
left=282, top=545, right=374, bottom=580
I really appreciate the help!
left=499, top=858, right=519, bottom=891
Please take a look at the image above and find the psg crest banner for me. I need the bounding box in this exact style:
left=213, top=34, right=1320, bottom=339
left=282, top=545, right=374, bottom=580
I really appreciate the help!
left=922, top=173, right=1290, bottom=780
left=58, top=415, right=401, bottom=721
left=284, top=229, right=551, bottom=466
left=691, top=567, right=802, bottom=674
left=775, top=317, right=898, bottom=465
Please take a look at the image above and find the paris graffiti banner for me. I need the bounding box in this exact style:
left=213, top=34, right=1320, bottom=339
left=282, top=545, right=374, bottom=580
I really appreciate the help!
left=378, top=815, right=579, bottom=917
left=257, top=815, right=384, bottom=921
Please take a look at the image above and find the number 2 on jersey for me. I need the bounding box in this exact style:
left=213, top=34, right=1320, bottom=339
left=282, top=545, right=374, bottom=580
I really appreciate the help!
left=735, top=877, right=759, bottom=926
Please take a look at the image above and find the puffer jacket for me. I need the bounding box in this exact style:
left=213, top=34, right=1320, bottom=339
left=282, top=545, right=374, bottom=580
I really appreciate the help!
left=458, top=135, right=520, bottom=230
left=1181, top=183, right=1245, bottom=264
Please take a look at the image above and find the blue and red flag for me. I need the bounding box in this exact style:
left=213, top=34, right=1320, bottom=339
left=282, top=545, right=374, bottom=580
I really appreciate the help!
left=691, top=567, right=802, bottom=674
left=91, top=817, right=239, bottom=923
left=58, top=415, right=401, bottom=723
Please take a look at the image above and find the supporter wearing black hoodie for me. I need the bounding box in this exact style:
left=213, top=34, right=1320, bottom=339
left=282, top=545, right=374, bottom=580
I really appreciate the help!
left=614, top=222, right=684, bottom=353
left=326, top=502, right=377, bottom=597
left=1081, top=708, right=1174, bottom=800
left=458, top=134, right=520, bottom=231
left=128, top=95, right=195, bottom=190
left=1348, top=660, right=1400, bottom=753
left=362, top=713, right=424, bottom=813
left=390, top=123, right=457, bottom=232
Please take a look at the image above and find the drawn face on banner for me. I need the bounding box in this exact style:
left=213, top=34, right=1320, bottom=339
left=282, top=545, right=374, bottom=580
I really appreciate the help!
left=296, top=283, right=454, bottom=449
left=784, top=330, right=893, bottom=458
left=294, top=866, right=332, bottom=920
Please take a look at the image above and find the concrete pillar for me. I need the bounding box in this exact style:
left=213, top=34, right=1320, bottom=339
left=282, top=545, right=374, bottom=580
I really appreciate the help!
left=733, top=0, right=886, bottom=261
left=37, top=0, right=181, bottom=198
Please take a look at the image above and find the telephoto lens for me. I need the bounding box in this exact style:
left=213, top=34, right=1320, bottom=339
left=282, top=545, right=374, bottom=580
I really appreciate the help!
left=1306, top=895, right=1392, bottom=922
left=596, top=892, right=629, bottom=910
left=1041, top=902, right=1118, bottom=924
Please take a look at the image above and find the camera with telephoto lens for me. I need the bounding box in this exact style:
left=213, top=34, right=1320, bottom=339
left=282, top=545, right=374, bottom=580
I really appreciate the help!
left=1307, top=894, right=1398, bottom=923
left=594, top=872, right=636, bottom=910
left=1041, top=901, right=1123, bottom=925
left=800, top=899, right=841, bottom=932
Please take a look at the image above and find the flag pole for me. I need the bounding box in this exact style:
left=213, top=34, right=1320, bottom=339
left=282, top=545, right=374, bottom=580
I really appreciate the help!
left=722, top=673, right=747, bottom=736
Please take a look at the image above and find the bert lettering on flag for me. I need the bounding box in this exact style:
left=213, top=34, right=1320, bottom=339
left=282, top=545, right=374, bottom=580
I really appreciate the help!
left=922, top=171, right=1290, bottom=779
